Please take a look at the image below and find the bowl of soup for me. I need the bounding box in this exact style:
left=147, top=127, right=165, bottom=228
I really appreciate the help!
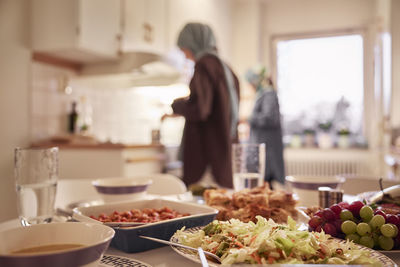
left=0, top=222, right=114, bottom=267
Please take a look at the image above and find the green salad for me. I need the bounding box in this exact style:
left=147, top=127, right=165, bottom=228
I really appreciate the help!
left=175, top=216, right=382, bottom=265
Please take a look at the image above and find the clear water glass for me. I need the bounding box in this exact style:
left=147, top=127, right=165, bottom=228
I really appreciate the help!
left=232, top=143, right=265, bottom=191
left=14, top=147, right=58, bottom=226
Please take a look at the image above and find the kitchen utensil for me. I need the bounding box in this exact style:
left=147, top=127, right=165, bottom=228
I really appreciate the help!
left=139, top=235, right=221, bottom=263
left=198, top=247, right=210, bottom=267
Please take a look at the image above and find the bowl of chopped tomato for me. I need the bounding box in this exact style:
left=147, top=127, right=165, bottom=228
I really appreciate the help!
left=72, top=198, right=218, bottom=253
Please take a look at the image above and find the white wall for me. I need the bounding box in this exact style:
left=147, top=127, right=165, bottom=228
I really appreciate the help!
left=391, top=0, right=400, bottom=127
left=167, top=0, right=233, bottom=63
left=0, top=0, right=31, bottom=222
left=261, top=0, right=376, bottom=79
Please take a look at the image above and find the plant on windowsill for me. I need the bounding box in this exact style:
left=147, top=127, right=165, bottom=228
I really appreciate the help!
left=318, top=121, right=332, bottom=132
left=317, top=121, right=333, bottom=149
left=337, top=128, right=350, bottom=135
left=337, top=128, right=351, bottom=148
left=303, top=129, right=316, bottom=147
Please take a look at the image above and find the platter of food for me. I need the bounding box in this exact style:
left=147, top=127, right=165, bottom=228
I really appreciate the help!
left=170, top=218, right=397, bottom=266
left=72, top=198, right=218, bottom=253
left=203, top=183, right=299, bottom=224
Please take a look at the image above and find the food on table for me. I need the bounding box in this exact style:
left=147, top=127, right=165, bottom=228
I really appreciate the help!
left=203, top=183, right=297, bottom=224
left=370, top=179, right=400, bottom=215
left=12, top=244, right=84, bottom=254
left=189, top=184, right=217, bottom=196
left=175, top=216, right=382, bottom=265
left=301, top=206, right=323, bottom=218
left=307, top=200, right=400, bottom=250
left=89, top=206, right=190, bottom=223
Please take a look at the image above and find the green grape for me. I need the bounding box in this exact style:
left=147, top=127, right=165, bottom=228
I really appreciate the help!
left=341, top=220, right=357, bottom=234
left=356, top=222, right=371, bottom=236
left=388, top=223, right=399, bottom=236
left=380, top=224, right=396, bottom=238
left=372, top=231, right=380, bottom=247
left=370, top=215, right=385, bottom=230
left=378, top=235, right=394, bottom=250
left=359, top=205, right=373, bottom=222
left=340, top=209, right=354, bottom=221
left=359, top=236, right=374, bottom=248
left=346, top=233, right=361, bottom=243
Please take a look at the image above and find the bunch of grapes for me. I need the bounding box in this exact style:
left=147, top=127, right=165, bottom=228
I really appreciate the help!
left=308, top=200, right=400, bottom=250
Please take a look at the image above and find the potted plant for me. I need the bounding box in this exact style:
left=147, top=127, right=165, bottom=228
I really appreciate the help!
left=303, top=128, right=316, bottom=147
left=337, top=128, right=351, bottom=148
left=317, top=121, right=333, bottom=149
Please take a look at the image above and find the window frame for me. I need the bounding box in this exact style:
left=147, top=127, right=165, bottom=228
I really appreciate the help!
left=269, top=28, right=373, bottom=146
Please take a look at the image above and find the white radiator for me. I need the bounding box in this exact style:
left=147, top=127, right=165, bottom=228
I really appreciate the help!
left=285, top=159, right=366, bottom=176
left=284, top=148, right=379, bottom=177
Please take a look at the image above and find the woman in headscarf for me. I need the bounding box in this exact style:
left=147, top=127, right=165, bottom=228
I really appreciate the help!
left=245, top=65, right=285, bottom=187
left=165, top=22, right=240, bottom=188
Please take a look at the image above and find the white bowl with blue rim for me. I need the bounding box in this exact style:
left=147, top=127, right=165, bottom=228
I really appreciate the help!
left=285, top=175, right=346, bottom=207
left=0, top=222, right=114, bottom=267
left=92, top=176, right=153, bottom=203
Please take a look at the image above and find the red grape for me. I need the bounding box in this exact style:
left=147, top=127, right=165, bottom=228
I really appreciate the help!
left=333, top=219, right=343, bottom=233
left=309, top=216, right=323, bottom=229
left=386, top=214, right=400, bottom=228
left=348, top=201, right=364, bottom=217
left=323, top=222, right=337, bottom=236
left=330, top=204, right=342, bottom=219
left=338, top=201, right=350, bottom=210
left=315, top=225, right=323, bottom=232
left=314, top=210, right=323, bottom=218
left=395, top=232, right=400, bottom=249
left=322, top=208, right=336, bottom=221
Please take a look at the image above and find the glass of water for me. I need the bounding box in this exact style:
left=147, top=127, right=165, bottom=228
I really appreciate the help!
left=14, top=147, right=58, bottom=226
left=232, top=143, right=265, bottom=191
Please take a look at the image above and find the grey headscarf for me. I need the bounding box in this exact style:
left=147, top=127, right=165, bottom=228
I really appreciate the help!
left=177, top=23, right=239, bottom=138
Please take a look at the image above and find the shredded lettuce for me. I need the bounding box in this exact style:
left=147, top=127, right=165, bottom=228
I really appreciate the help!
left=175, top=216, right=383, bottom=266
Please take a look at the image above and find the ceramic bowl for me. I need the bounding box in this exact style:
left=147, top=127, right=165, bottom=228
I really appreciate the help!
left=285, top=175, right=345, bottom=207
left=92, top=176, right=152, bottom=202
left=72, top=198, right=218, bottom=253
left=0, top=222, right=115, bottom=267
left=369, top=184, right=400, bottom=204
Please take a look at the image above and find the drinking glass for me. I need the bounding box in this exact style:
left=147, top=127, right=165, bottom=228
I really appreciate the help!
left=14, top=147, right=58, bottom=226
left=232, top=143, right=265, bottom=191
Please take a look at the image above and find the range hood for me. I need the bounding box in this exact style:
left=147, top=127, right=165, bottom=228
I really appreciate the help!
left=70, top=52, right=182, bottom=89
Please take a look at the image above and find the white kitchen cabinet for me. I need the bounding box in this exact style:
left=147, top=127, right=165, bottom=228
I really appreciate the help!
left=121, top=0, right=167, bottom=54
left=31, top=0, right=121, bottom=63
left=55, top=145, right=165, bottom=179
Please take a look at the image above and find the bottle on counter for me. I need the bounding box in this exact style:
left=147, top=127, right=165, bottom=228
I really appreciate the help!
left=68, top=101, right=78, bottom=134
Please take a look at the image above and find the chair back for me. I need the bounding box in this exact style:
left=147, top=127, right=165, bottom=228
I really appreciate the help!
left=147, top=174, right=187, bottom=195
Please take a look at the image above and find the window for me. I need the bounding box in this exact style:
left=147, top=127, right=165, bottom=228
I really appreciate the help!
left=276, top=34, right=364, bottom=141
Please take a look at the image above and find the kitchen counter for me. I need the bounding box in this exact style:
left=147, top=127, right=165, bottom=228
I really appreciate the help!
left=31, top=140, right=164, bottom=150
left=31, top=138, right=166, bottom=179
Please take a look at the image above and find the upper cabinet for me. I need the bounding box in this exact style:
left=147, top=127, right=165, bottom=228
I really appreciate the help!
left=31, top=0, right=121, bottom=63
left=121, top=0, right=167, bottom=54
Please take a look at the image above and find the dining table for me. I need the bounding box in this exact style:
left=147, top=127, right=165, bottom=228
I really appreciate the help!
left=1, top=178, right=400, bottom=267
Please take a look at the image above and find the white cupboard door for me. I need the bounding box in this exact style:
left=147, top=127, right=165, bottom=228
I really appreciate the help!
left=79, top=0, right=121, bottom=59
left=122, top=0, right=167, bottom=54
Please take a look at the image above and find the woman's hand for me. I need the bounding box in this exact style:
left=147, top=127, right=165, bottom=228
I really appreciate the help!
left=161, top=113, right=181, bottom=122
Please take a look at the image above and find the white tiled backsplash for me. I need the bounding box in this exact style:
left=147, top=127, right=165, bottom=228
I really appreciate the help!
left=31, top=62, right=185, bottom=145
